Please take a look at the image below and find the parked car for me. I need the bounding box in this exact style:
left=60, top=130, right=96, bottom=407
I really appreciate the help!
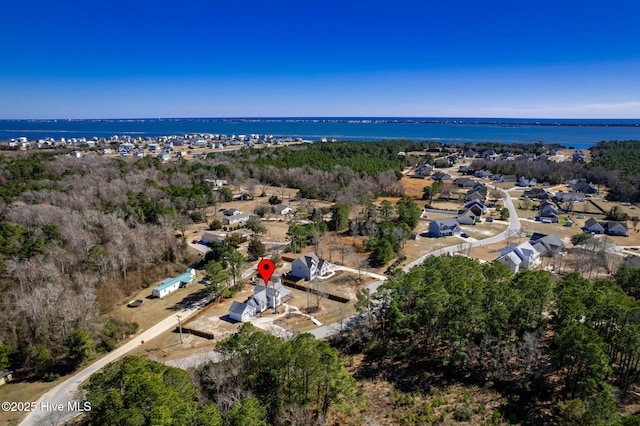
left=485, top=217, right=493, bottom=222
left=461, top=233, right=469, bottom=238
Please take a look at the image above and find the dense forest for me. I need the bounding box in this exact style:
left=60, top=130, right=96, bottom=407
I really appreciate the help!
left=338, top=255, right=640, bottom=425
left=227, top=141, right=420, bottom=200
left=590, top=140, right=640, bottom=176
left=83, top=327, right=356, bottom=426
left=230, top=140, right=411, bottom=176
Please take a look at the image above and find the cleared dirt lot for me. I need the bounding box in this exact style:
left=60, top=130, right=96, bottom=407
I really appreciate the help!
left=129, top=285, right=256, bottom=362
left=400, top=176, right=430, bottom=198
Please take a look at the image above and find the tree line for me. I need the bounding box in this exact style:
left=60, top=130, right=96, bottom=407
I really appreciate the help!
left=82, top=325, right=356, bottom=426
left=0, top=153, right=243, bottom=379
left=472, top=140, right=640, bottom=202
left=342, top=255, right=640, bottom=424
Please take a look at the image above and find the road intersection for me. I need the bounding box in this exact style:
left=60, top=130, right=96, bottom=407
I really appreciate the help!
left=20, top=186, right=520, bottom=425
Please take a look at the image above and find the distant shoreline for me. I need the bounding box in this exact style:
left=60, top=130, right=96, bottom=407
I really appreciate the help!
left=2, top=117, right=640, bottom=148
left=2, top=117, right=640, bottom=127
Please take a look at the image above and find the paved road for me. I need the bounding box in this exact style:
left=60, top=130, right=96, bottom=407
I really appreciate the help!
left=20, top=264, right=263, bottom=426
left=21, top=187, right=520, bottom=425
left=404, top=185, right=520, bottom=270
left=20, top=306, right=202, bottom=425
left=308, top=266, right=386, bottom=339
left=166, top=188, right=521, bottom=367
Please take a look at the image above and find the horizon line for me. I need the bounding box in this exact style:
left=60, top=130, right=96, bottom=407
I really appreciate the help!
left=2, top=116, right=640, bottom=121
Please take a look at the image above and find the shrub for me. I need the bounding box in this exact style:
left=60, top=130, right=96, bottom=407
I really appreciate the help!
left=453, top=406, right=473, bottom=422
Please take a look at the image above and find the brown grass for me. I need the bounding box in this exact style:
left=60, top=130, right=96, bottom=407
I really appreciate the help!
left=0, top=379, right=62, bottom=425
left=400, top=176, right=430, bottom=198
left=340, top=354, right=510, bottom=425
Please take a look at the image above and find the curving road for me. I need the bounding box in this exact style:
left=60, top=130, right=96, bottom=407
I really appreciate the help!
left=404, top=185, right=520, bottom=270
left=20, top=187, right=520, bottom=425
left=164, top=186, right=521, bottom=364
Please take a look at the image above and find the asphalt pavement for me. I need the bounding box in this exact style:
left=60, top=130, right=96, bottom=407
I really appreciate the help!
left=19, top=186, right=520, bottom=425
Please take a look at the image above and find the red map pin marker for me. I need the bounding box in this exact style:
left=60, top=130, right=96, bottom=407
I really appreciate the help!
left=258, top=259, right=275, bottom=285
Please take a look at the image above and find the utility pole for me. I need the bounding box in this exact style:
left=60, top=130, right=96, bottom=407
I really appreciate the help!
left=176, top=315, right=183, bottom=344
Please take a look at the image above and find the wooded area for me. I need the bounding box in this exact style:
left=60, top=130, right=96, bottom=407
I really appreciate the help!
left=0, top=141, right=420, bottom=380
left=5, top=139, right=640, bottom=424
left=338, top=255, right=640, bottom=424
left=473, top=140, right=640, bottom=202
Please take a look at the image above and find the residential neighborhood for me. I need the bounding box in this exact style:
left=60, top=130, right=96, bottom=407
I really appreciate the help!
left=5, top=136, right=640, bottom=426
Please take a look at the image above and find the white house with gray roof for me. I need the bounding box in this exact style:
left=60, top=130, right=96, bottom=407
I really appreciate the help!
left=496, top=241, right=541, bottom=273
left=428, top=218, right=461, bottom=237
left=291, top=253, right=329, bottom=281
left=229, top=301, right=256, bottom=322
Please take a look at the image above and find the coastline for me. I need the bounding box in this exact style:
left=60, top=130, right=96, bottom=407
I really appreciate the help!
left=1, top=117, right=640, bottom=148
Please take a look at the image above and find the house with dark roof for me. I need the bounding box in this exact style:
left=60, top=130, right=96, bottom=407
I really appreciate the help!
left=465, top=184, right=487, bottom=201
left=290, top=253, right=329, bottom=281
left=555, top=191, right=586, bottom=203
left=572, top=150, right=585, bottom=163
left=572, top=180, right=598, bottom=194
left=530, top=233, right=565, bottom=256
left=480, top=149, right=496, bottom=158
left=462, top=148, right=476, bottom=158
left=584, top=217, right=605, bottom=234
left=414, top=163, right=434, bottom=177
left=517, top=177, right=537, bottom=187
left=458, top=165, right=472, bottom=175
left=523, top=187, right=549, bottom=200
left=429, top=218, right=461, bottom=237
left=605, top=221, right=628, bottom=237
left=464, top=200, right=486, bottom=217
left=457, top=209, right=477, bottom=225
left=454, top=177, right=475, bottom=187
left=538, top=201, right=559, bottom=223
left=474, top=170, right=493, bottom=179
left=536, top=154, right=550, bottom=162
left=431, top=171, right=451, bottom=181
left=521, top=153, right=536, bottom=161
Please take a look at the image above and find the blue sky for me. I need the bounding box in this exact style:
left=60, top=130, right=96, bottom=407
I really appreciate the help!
left=2, top=0, right=640, bottom=118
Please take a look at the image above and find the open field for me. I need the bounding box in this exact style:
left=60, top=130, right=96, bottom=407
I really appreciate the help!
left=129, top=285, right=256, bottom=362
left=461, top=221, right=508, bottom=240
left=430, top=199, right=465, bottom=211
left=400, top=176, right=430, bottom=198
left=401, top=235, right=460, bottom=267
left=112, top=271, right=210, bottom=332
left=272, top=286, right=354, bottom=333
left=0, top=380, right=63, bottom=426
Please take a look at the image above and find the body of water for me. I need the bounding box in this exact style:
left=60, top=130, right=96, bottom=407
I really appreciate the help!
left=2, top=117, right=640, bottom=149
